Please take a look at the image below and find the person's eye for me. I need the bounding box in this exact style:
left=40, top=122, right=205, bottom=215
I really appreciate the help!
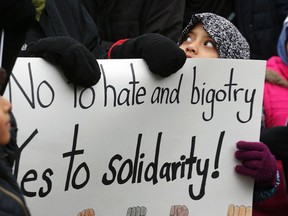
left=204, top=41, right=216, bottom=48
left=185, top=36, right=192, bottom=42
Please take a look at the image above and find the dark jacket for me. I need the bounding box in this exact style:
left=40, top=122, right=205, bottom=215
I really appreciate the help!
left=234, top=0, right=288, bottom=60
left=84, top=0, right=185, bottom=47
left=0, top=0, right=36, bottom=94
left=261, top=126, right=288, bottom=161
left=0, top=113, right=30, bottom=216
left=183, top=0, right=234, bottom=28
left=0, top=1, right=34, bottom=214
left=23, top=0, right=104, bottom=58
left=23, top=0, right=186, bottom=58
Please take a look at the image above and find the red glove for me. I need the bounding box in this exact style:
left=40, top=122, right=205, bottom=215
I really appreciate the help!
left=235, top=141, right=277, bottom=188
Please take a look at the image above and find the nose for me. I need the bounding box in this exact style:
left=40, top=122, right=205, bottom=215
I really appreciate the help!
left=186, top=42, right=198, bottom=54
left=5, top=100, right=12, bottom=113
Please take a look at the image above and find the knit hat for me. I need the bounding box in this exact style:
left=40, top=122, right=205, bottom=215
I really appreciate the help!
left=277, top=16, right=288, bottom=66
left=178, top=13, right=250, bottom=59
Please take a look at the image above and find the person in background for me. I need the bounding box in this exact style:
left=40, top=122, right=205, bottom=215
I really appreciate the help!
left=263, top=16, right=288, bottom=129
left=0, top=72, right=31, bottom=215
left=0, top=0, right=35, bottom=214
left=256, top=16, right=288, bottom=216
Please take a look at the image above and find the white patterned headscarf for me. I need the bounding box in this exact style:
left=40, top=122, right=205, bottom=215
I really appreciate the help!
left=178, top=13, right=250, bottom=59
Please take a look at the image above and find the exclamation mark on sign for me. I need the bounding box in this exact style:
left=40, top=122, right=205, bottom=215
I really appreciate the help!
left=211, top=131, right=225, bottom=179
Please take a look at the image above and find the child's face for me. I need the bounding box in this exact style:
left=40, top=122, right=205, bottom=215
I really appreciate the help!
left=0, top=96, right=11, bottom=145
left=179, top=23, right=219, bottom=58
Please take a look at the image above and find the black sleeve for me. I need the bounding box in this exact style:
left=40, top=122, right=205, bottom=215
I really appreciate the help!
left=260, top=126, right=288, bottom=161
left=140, top=0, right=185, bottom=42
left=0, top=0, right=36, bottom=95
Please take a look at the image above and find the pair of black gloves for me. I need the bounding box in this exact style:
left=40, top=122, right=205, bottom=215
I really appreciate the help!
left=25, top=33, right=186, bottom=87
left=1, top=0, right=185, bottom=88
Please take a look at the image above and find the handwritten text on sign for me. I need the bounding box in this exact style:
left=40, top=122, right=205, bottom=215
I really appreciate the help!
left=5, top=58, right=265, bottom=215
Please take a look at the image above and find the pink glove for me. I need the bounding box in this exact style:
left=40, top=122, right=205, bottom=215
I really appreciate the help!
left=235, top=141, right=277, bottom=188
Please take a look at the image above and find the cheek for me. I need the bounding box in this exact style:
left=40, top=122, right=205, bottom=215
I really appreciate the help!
left=198, top=48, right=219, bottom=58
left=179, top=44, right=186, bottom=51
left=0, top=129, right=10, bottom=145
left=0, top=119, right=10, bottom=145
left=204, top=47, right=219, bottom=58
left=209, top=51, right=220, bottom=58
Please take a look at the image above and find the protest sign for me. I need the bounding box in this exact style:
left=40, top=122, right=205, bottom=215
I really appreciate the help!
left=4, top=58, right=266, bottom=215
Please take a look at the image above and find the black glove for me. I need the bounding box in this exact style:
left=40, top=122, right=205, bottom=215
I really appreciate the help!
left=26, top=36, right=101, bottom=87
left=109, top=33, right=186, bottom=77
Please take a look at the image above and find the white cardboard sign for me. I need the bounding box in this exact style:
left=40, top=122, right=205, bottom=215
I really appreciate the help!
left=5, top=58, right=266, bottom=216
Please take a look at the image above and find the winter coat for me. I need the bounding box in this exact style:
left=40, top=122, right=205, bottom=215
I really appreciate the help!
left=264, top=56, right=288, bottom=128
left=84, top=0, right=185, bottom=45
left=234, top=0, right=288, bottom=60
left=0, top=0, right=35, bottom=94
left=256, top=56, right=288, bottom=216
left=22, top=0, right=104, bottom=58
